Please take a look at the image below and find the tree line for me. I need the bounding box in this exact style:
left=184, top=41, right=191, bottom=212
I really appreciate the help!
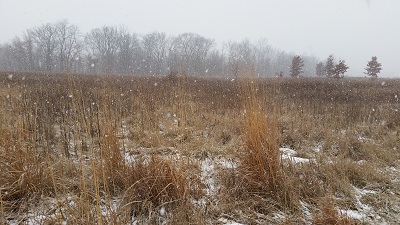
left=0, top=20, right=320, bottom=77
left=290, top=54, right=382, bottom=79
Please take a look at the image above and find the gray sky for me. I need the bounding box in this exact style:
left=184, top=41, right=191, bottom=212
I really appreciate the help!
left=1, top=0, right=399, bottom=76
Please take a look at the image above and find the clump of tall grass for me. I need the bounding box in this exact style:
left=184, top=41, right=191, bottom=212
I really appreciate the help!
left=222, top=74, right=300, bottom=213
left=240, top=77, right=282, bottom=191
left=0, top=126, right=57, bottom=212
left=115, top=156, right=189, bottom=222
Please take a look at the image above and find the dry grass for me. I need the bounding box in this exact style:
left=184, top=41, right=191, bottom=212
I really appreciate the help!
left=312, top=198, right=357, bottom=225
left=221, top=75, right=301, bottom=215
left=0, top=71, right=399, bottom=224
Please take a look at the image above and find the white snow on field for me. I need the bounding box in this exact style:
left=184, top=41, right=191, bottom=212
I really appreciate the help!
left=341, top=209, right=364, bottom=220
left=280, top=147, right=311, bottom=164
left=280, top=147, right=297, bottom=156
left=340, top=186, right=388, bottom=224
left=218, top=217, right=245, bottom=225
left=201, top=158, right=216, bottom=195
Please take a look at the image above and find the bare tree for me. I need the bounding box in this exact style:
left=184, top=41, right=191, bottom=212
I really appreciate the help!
left=170, top=33, right=214, bottom=75
left=205, top=49, right=226, bottom=76
left=315, top=62, right=325, bottom=77
left=55, top=20, right=82, bottom=72
left=117, top=28, right=140, bottom=74
left=23, top=31, right=36, bottom=71
left=300, top=56, right=319, bottom=77
left=10, top=37, right=30, bottom=71
left=0, top=22, right=328, bottom=77
left=0, top=44, right=5, bottom=70
left=85, top=26, right=120, bottom=73
left=141, top=32, right=168, bottom=75
left=32, top=23, right=58, bottom=71
left=0, top=44, right=14, bottom=70
left=364, top=56, right=382, bottom=79
left=253, top=38, right=273, bottom=76
left=225, top=39, right=254, bottom=77
left=272, top=51, right=292, bottom=77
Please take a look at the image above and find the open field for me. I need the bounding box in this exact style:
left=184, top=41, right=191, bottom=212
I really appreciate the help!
left=0, top=71, right=399, bottom=224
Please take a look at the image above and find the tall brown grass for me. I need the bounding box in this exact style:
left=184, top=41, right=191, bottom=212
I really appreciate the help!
left=0, top=71, right=399, bottom=224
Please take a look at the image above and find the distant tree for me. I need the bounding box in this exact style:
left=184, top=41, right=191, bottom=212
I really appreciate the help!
left=169, top=33, right=214, bottom=75
left=142, top=32, right=168, bottom=75
left=32, top=23, right=58, bottom=71
left=325, top=55, right=335, bottom=78
left=301, top=56, right=319, bottom=77
left=117, top=28, right=140, bottom=74
left=224, top=39, right=254, bottom=77
left=364, top=56, right=382, bottom=78
left=253, top=38, right=273, bottom=76
left=274, top=51, right=292, bottom=77
left=332, top=60, right=349, bottom=79
left=205, top=49, right=226, bottom=76
left=85, top=26, right=120, bottom=73
left=315, top=62, right=325, bottom=77
left=290, top=55, right=304, bottom=77
left=55, top=20, right=82, bottom=72
left=9, top=37, right=31, bottom=71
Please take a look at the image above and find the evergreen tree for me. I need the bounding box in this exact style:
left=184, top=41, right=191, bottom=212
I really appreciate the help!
left=290, top=55, right=304, bottom=77
left=325, top=55, right=335, bottom=78
left=333, top=60, right=349, bottom=79
left=364, top=56, right=382, bottom=78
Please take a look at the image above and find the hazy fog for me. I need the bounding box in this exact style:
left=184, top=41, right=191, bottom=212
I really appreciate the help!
left=0, top=0, right=399, bottom=76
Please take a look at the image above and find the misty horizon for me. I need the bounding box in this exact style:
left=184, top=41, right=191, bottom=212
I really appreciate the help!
left=0, top=0, right=399, bottom=77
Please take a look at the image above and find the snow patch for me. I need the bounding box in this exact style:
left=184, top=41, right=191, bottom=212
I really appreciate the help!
left=201, top=158, right=216, bottom=195
left=218, top=217, right=245, bottom=225
left=280, top=148, right=311, bottom=164
left=339, top=186, right=386, bottom=223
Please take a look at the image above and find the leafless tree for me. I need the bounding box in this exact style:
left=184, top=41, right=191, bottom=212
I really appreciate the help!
left=0, top=44, right=14, bottom=70
left=117, top=28, right=140, bottom=74
left=225, top=39, right=254, bottom=77
left=85, top=26, right=120, bottom=73
left=272, top=51, right=293, bottom=77
left=205, top=49, right=226, bottom=76
left=141, top=32, right=168, bottom=75
left=0, top=22, right=326, bottom=77
left=315, top=62, right=325, bottom=76
left=32, top=23, right=58, bottom=71
left=55, top=20, right=82, bottom=72
left=253, top=38, right=273, bottom=76
left=170, top=33, right=214, bottom=75
left=10, top=37, right=30, bottom=71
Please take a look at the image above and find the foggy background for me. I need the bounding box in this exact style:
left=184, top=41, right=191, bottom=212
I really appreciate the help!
left=0, top=0, right=398, bottom=77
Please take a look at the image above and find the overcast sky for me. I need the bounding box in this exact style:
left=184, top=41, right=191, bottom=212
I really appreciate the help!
left=0, top=0, right=399, bottom=76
